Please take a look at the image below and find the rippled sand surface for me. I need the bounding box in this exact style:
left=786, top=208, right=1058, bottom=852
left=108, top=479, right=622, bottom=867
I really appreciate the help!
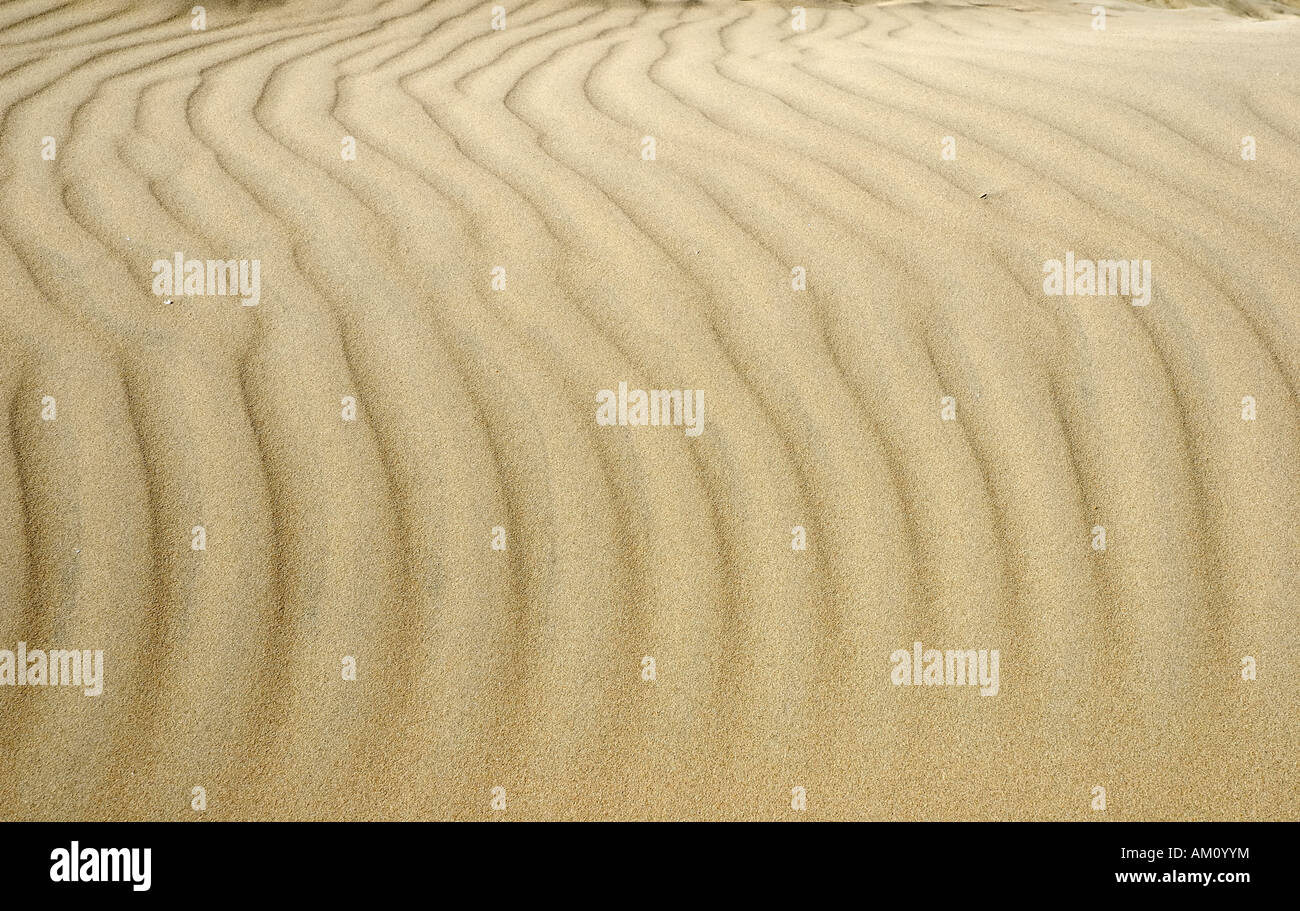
left=0, top=0, right=1296, bottom=819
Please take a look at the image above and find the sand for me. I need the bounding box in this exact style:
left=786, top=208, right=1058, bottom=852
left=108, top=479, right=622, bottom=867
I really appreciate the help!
left=0, top=0, right=1296, bottom=820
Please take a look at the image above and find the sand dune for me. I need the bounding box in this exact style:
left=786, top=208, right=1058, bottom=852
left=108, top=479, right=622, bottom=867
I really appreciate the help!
left=0, top=0, right=1296, bottom=820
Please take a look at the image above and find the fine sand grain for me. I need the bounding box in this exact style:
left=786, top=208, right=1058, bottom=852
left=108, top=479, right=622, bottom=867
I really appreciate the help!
left=0, top=0, right=1296, bottom=820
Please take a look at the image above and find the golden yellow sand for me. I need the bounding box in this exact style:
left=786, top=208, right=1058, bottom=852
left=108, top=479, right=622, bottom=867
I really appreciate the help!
left=0, top=0, right=1296, bottom=820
